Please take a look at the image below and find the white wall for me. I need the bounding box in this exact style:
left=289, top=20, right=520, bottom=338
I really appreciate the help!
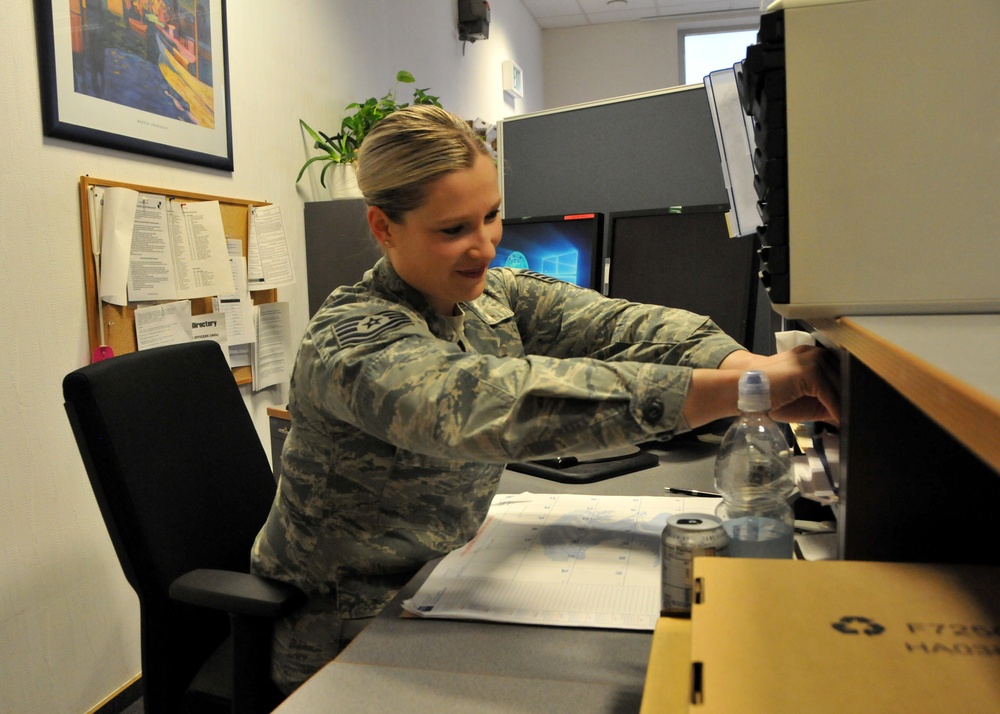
left=541, top=13, right=759, bottom=109
left=0, top=1, right=541, bottom=712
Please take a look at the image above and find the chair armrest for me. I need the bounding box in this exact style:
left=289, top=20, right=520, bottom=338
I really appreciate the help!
left=169, top=568, right=305, bottom=618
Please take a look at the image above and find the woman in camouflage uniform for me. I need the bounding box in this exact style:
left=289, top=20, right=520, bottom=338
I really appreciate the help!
left=252, top=105, right=839, bottom=692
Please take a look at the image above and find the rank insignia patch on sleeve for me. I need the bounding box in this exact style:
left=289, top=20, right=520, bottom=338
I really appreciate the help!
left=521, top=270, right=559, bottom=284
left=334, top=310, right=413, bottom=347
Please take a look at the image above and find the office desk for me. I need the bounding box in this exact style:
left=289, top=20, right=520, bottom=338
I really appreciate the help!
left=273, top=443, right=718, bottom=714
left=810, top=314, right=1000, bottom=563
left=271, top=314, right=1000, bottom=711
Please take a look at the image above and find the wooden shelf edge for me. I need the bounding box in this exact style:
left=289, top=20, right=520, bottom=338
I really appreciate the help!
left=811, top=317, right=1000, bottom=473
left=267, top=406, right=290, bottom=420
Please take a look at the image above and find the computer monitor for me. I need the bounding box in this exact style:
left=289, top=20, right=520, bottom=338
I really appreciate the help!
left=493, top=213, right=604, bottom=290
left=605, top=205, right=758, bottom=348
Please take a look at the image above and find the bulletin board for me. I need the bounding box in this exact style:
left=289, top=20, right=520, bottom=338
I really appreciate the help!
left=78, top=176, right=277, bottom=385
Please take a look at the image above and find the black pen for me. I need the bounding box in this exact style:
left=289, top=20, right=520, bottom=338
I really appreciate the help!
left=665, top=487, right=722, bottom=498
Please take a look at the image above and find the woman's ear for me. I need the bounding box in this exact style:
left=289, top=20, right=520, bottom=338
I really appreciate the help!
left=367, top=206, right=393, bottom=248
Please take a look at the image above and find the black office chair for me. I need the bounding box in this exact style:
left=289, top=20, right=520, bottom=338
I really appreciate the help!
left=63, top=341, right=305, bottom=714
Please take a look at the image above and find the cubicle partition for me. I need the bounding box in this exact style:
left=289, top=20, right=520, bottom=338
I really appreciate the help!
left=304, top=198, right=380, bottom=317
left=498, top=85, right=776, bottom=354
left=497, top=85, right=728, bottom=218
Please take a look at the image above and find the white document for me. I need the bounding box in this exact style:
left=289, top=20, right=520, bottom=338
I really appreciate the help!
left=228, top=343, right=252, bottom=368
left=402, top=493, right=722, bottom=630
left=135, top=302, right=233, bottom=364
left=226, top=237, right=243, bottom=259
left=98, top=186, right=140, bottom=306
left=88, top=185, right=105, bottom=251
left=251, top=301, right=291, bottom=391
left=127, top=193, right=176, bottom=301
left=88, top=185, right=106, bottom=284
left=794, top=532, right=839, bottom=561
left=134, top=300, right=193, bottom=350
left=191, top=312, right=230, bottom=366
left=247, top=204, right=295, bottom=290
left=247, top=214, right=266, bottom=289
left=220, top=241, right=253, bottom=361
left=100, top=192, right=236, bottom=303
left=169, top=200, right=236, bottom=298
left=213, top=255, right=254, bottom=345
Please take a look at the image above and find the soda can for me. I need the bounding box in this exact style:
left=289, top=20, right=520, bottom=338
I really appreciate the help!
left=661, top=512, right=729, bottom=615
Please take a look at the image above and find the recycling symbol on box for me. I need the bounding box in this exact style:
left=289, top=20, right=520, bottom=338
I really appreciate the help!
left=832, top=616, right=885, bottom=636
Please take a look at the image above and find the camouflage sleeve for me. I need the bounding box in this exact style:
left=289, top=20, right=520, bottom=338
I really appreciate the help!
left=494, top=268, right=745, bottom=368
left=295, top=277, right=744, bottom=465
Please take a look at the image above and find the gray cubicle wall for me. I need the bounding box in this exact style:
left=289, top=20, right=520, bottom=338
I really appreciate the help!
left=304, top=198, right=381, bottom=316
left=498, top=84, right=778, bottom=355
left=497, top=85, right=729, bottom=219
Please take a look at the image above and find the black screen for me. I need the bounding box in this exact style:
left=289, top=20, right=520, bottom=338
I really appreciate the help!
left=606, top=205, right=758, bottom=347
left=493, top=213, right=603, bottom=290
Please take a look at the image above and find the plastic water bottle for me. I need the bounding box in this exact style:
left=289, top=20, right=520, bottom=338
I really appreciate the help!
left=713, top=370, right=795, bottom=558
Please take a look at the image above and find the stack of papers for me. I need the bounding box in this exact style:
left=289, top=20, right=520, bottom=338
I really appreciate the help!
left=793, top=431, right=840, bottom=505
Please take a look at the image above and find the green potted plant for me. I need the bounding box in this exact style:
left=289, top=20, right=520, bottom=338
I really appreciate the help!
left=297, top=71, right=443, bottom=188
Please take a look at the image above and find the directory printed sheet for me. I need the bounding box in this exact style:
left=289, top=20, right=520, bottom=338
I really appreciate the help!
left=402, top=493, right=720, bottom=630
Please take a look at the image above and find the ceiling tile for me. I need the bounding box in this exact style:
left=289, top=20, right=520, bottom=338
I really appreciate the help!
left=524, top=0, right=762, bottom=27
left=576, top=0, right=657, bottom=13
left=535, top=15, right=592, bottom=29
left=522, top=0, right=585, bottom=19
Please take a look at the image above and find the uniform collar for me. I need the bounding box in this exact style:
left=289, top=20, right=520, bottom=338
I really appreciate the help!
left=372, top=257, right=426, bottom=309
left=372, top=257, right=459, bottom=337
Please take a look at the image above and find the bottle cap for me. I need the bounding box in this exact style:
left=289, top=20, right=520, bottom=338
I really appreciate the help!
left=738, top=370, right=771, bottom=412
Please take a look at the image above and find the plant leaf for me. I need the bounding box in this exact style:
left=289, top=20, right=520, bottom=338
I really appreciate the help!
left=299, top=119, right=326, bottom=144
left=296, top=154, right=334, bottom=183
left=412, top=88, right=442, bottom=106
left=298, top=72, right=445, bottom=183
left=319, top=161, right=335, bottom=188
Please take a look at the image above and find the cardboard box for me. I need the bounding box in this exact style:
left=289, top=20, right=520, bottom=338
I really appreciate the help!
left=682, top=559, right=1000, bottom=713
left=640, top=616, right=693, bottom=714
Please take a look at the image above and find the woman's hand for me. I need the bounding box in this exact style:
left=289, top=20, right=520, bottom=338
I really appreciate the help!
left=720, top=345, right=841, bottom=425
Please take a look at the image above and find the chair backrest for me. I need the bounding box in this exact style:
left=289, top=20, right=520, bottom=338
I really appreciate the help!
left=63, top=342, right=278, bottom=713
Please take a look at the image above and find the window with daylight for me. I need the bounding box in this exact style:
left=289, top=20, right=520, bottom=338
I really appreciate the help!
left=682, top=28, right=758, bottom=85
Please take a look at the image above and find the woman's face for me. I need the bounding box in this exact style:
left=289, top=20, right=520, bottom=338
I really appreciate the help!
left=371, top=153, right=503, bottom=316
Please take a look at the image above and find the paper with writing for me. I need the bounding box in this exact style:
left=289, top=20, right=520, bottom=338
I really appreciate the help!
left=402, top=492, right=722, bottom=630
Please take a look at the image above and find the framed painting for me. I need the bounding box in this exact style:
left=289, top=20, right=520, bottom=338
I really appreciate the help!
left=35, top=0, right=233, bottom=170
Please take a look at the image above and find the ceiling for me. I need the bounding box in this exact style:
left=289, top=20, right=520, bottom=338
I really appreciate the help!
left=521, top=0, right=764, bottom=29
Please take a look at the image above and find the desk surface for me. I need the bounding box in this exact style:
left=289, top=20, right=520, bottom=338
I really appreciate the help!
left=274, top=443, right=718, bottom=714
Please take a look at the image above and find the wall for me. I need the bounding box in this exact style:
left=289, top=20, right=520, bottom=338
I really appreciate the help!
left=541, top=13, right=759, bottom=109
left=0, top=1, right=541, bottom=711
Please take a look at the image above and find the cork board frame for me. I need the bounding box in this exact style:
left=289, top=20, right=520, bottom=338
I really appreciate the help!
left=78, top=176, right=276, bottom=385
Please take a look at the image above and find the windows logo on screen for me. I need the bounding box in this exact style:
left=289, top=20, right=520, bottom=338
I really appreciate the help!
left=540, top=251, right=579, bottom=285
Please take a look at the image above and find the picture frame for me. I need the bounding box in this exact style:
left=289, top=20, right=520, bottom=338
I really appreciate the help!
left=34, top=0, right=233, bottom=171
left=502, top=59, right=523, bottom=99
